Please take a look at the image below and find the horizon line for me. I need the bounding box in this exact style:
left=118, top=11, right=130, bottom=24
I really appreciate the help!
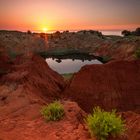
left=0, top=28, right=138, bottom=34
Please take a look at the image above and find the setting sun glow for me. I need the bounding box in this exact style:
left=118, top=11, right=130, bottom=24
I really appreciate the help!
left=42, top=28, right=48, bottom=33
left=0, top=0, right=139, bottom=32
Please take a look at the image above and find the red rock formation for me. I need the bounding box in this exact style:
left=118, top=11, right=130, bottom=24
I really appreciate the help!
left=0, top=54, right=65, bottom=120
left=95, top=39, right=140, bottom=61
left=1, top=55, right=65, bottom=100
left=64, top=60, right=140, bottom=112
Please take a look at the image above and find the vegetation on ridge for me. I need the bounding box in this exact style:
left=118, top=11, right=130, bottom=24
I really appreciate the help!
left=122, top=27, right=140, bottom=36
left=135, top=48, right=140, bottom=58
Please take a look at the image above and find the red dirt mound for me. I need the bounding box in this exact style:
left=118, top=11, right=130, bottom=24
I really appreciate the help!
left=64, top=60, right=140, bottom=112
left=1, top=55, right=65, bottom=100
left=0, top=54, right=65, bottom=120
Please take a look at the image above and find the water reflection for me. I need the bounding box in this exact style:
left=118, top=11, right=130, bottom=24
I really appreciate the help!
left=46, top=58, right=102, bottom=74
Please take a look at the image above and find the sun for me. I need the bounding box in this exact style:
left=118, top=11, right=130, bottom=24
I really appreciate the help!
left=42, top=27, right=48, bottom=33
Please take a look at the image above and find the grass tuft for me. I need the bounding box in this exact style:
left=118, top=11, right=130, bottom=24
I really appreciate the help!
left=41, top=101, right=64, bottom=121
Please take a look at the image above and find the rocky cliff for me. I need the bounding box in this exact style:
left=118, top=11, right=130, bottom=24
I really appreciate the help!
left=0, top=31, right=48, bottom=57
left=0, top=30, right=140, bottom=61
left=47, top=31, right=140, bottom=60
left=0, top=55, right=65, bottom=119
left=64, top=60, right=140, bottom=112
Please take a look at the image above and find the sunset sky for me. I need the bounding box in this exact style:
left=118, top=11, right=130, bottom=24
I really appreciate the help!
left=0, top=0, right=140, bottom=32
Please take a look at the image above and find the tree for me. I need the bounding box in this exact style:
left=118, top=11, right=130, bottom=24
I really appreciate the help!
left=27, top=30, right=32, bottom=34
left=54, top=31, right=61, bottom=38
left=121, top=30, right=131, bottom=36
left=135, top=28, right=140, bottom=36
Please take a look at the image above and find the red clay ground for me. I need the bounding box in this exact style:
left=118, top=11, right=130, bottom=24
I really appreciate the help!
left=0, top=54, right=140, bottom=140
left=0, top=101, right=93, bottom=140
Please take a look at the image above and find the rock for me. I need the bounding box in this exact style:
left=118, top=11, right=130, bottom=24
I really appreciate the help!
left=0, top=31, right=48, bottom=55
left=2, top=55, right=65, bottom=100
left=1, top=30, right=140, bottom=61
left=64, top=60, right=140, bottom=112
left=0, top=54, right=65, bottom=120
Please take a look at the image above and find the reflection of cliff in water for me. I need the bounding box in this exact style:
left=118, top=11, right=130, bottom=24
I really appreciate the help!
left=45, top=53, right=97, bottom=61
left=46, top=58, right=102, bottom=74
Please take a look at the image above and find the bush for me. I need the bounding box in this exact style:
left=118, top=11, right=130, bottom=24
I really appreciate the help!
left=122, top=27, right=140, bottom=36
left=101, top=56, right=111, bottom=63
left=27, top=30, right=32, bottom=34
left=8, top=50, right=18, bottom=58
left=85, top=107, right=125, bottom=140
left=0, top=69, right=7, bottom=75
left=41, top=101, right=64, bottom=121
left=122, top=30, right=131, bottom=36
left=135, top=49, right=140, bottom=58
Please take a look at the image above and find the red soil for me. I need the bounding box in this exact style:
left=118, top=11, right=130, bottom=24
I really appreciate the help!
left=64, top=60, right=140, bottom=112
left=0, top=55, right=140, bottom=140
left=0, top=101, right=93, bottom=140
left=119, top=111, right=140, bottom=140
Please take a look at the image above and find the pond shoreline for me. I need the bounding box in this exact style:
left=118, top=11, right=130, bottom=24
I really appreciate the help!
left=40, top=52, right=108, bottom=63
left=46, top=57, right=102, bottom=74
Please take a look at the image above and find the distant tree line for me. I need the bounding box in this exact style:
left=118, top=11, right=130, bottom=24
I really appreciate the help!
left=122, top=28, right=140, bottom=36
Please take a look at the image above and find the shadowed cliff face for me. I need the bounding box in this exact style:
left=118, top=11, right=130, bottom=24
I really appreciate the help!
left=64, top=60, right=140, bottom=113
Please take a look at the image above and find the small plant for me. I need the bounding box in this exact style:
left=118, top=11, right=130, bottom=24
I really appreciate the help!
left=62, top=73, right=73, bottom=80
left=85, top=107, right=125, bottom=140
left=101, top=56, right=111, bottom=63
left=135, top=48, right=140, bottom=58
left=41, top=101, right=64, bottom=121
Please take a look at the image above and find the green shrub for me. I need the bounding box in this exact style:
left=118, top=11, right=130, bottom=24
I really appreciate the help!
left=0, top=69, right=7, bottom=75
left=135, top=49, right=140, bottom=58
left=85, top=107, right=125, bottom=140
left=62, top=73, right=73, bottom=80
left=101, top=56, right=111, bottom=63
left=41, top=101, right=64, bottom=121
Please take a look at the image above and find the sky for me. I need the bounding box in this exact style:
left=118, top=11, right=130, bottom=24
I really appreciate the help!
left=0, top=0, right=140, bottom=32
